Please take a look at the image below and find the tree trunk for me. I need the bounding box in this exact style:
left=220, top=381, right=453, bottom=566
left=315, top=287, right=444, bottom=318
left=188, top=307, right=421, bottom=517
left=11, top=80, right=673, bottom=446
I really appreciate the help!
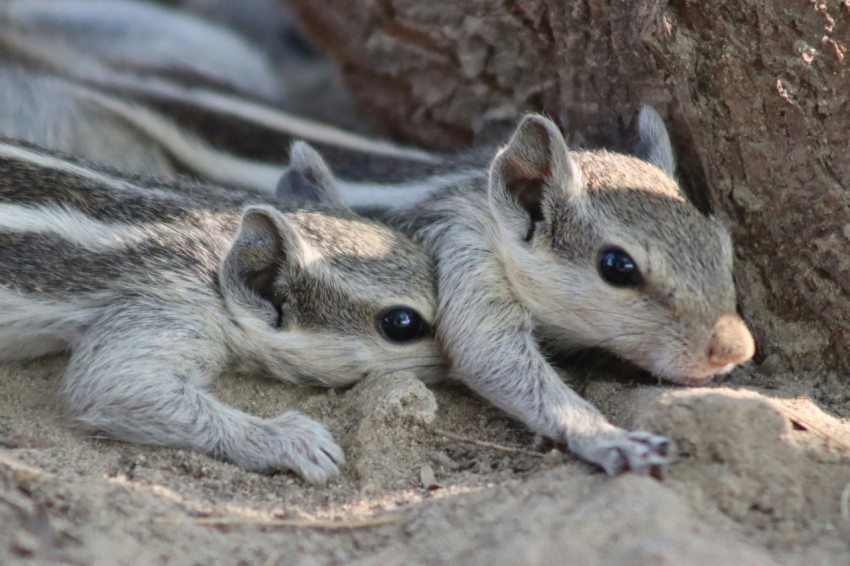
left=287, top=0, right=850, bottom=397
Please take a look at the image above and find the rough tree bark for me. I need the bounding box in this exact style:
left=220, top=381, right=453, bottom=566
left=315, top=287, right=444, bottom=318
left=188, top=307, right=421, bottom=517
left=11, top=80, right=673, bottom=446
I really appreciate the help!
left=286, top=1, right=850, bottom=401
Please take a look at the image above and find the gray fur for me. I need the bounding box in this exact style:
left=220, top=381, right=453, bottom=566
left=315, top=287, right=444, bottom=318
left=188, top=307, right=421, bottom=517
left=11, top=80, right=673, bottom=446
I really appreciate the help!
left=177, top=0, right=316, bottom=64
left=0, top=2, right=490, bottom=207
left=0, top=66, right=178, bottom=174
left=0, top=140, right=442, bottom=483
left=0, top=0, right=285, bottom=100
left=275, top=142, right=347, bottom=209
left=382, top=113, right=753, bottom=475
left=635, top=105, right=676, bottom=177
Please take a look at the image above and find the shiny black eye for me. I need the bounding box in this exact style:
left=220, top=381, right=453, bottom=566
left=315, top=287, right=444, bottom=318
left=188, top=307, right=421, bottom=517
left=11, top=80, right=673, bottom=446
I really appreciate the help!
left=378, top=307, right=429, bottom=343
left=598, top=248, right=641, bottom=287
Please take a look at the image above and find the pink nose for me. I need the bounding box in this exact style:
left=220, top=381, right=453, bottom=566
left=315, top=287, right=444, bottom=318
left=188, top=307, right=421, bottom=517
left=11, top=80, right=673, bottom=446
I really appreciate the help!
left=707, top=314, right=755, bottom=367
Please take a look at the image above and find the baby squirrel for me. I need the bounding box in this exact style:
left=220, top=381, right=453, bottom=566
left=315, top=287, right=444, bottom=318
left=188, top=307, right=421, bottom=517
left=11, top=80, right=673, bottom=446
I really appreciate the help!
left=375, top=108, right=756, bottom=474
left=0, top=139, right=442, bottom=483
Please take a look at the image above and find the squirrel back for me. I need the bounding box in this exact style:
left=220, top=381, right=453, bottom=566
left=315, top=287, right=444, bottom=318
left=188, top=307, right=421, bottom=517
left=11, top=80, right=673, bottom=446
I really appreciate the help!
left=0, top=1, right=485, bottom=200
left=0, top=138, right=443, bottom=386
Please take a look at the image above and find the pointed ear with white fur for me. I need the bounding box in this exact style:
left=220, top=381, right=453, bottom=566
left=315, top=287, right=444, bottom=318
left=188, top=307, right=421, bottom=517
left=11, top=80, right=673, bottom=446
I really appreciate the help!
left=275, top=141, right=347, bottom=209
left=635, top=106, right=676, bottom=177
left=220, top=205, right=315, bottom=327
left=488, top=114, right=583, bottom=238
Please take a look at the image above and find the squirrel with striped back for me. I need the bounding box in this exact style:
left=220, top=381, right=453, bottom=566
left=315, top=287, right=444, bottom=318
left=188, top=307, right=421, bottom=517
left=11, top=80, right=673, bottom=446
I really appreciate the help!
left=0, top=140, right=442, bottom=483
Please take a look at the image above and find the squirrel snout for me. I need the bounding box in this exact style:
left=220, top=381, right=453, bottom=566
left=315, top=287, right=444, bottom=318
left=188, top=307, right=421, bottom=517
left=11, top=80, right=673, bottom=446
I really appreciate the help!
left=706, top=314, right=755, bottom=367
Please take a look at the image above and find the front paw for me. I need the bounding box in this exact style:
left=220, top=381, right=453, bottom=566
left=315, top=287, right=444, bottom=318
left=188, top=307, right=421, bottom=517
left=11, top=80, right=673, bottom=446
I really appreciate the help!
left=570, top=429, right=674, bottom=477
left=235, top=411, right=345, bottom=484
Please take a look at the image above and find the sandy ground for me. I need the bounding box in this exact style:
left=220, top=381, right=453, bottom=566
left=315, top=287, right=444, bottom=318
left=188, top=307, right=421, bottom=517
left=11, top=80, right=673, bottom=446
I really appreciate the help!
left=1, top=355, right=848, bottom=566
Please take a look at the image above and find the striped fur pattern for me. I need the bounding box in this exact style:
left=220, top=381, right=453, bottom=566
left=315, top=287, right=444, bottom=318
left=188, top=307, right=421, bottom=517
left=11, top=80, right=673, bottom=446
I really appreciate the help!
left=0, top=0, right=485, bottom=205
left=0, top=139, right=442, bottom=483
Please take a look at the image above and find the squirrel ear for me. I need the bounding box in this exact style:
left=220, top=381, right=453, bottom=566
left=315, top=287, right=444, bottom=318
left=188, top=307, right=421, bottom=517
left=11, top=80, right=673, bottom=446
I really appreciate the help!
left=220, top=205, right=315, bottom=326
left=635, top=106, right=676, bottom=177
left=275, top=142, right=348, bottom=210
left=488, top=114, right=583, bottom=232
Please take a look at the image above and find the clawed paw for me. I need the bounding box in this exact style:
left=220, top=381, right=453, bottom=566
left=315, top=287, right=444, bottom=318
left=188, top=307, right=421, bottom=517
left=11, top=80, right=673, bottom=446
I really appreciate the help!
left=233, top=411, right=345, bottom=484
left=571, top=429, right=674, bottom=478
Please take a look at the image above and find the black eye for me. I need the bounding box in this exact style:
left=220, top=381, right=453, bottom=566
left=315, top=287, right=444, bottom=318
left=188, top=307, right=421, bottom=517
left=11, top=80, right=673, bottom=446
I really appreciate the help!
left=598, top=248, right=641, bottom=287
left=378, top=307, right=429, bottom=343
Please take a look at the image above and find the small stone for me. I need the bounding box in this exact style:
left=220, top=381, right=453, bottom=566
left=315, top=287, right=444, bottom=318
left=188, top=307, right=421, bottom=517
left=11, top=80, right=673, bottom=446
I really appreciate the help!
left=419, top=464, right=440, bottom=490
left=541, top=449, right=565, bottom=469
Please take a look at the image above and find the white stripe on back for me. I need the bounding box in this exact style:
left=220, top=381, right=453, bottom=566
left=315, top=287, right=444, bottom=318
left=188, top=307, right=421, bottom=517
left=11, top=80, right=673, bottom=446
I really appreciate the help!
left=0, top=202, right=146, bottom=250
left=80, top=73, right=441, bottom=162
left=0, top=140, right=182, bottom=203
left=24, top=85, right=475, bottom=208
left=72, top=86, right=285, bottom=193
left=338, top=171, right=479, bottom=210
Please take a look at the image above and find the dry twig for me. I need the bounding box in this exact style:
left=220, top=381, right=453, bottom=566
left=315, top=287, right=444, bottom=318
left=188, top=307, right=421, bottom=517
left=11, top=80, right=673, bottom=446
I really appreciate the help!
left=429, top=428, right=544, bottom=458
left=157, top=513, right=404, bottom=530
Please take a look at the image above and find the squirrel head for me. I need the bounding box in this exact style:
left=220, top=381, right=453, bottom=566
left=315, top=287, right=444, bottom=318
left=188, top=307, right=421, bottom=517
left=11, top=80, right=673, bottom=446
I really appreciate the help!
left=221, top=143, right=444, bottom=385
left=487, top=108, right=754, bottom=384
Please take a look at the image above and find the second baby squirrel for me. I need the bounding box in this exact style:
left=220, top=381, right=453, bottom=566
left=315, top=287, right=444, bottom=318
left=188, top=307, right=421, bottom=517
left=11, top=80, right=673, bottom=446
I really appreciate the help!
left=377, top=108, right=755, bottom=474
left=0, top=140, right=443, bottom=483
